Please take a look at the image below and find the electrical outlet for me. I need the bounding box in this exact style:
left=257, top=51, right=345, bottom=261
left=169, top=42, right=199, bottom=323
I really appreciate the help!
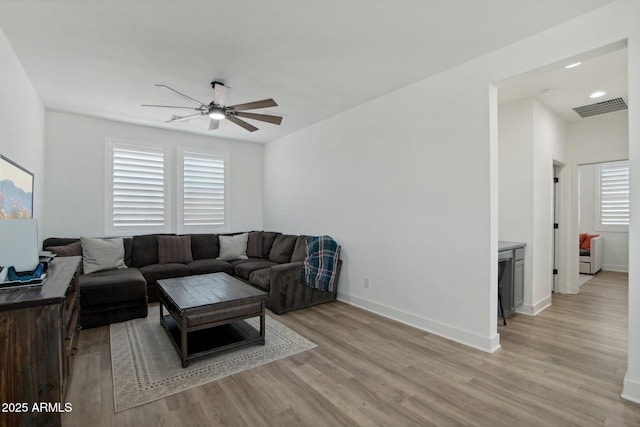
left=364, top=278, right=370, bottom=289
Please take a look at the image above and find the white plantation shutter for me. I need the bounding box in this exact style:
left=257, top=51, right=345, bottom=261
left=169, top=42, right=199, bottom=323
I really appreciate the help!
left=180, top=150, right=227, bottom=231
left=599, top=161, right=629, bottom=228
left=109, top=143, right=167, bottom=233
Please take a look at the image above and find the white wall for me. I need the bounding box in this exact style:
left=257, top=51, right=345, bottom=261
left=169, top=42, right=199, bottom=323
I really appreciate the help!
left=532, top=99, right=567, bottom=307
left=498, top=99, right=535, bottom=306
left=625, top=20, right=640, bottom=403
left=498, top=98, right=566, bottom=315
left=265, top=69, right=499, bottom=351
left=567, top=110, right=628, bottom=163
left=44, top=111, right=263, bottom=238
left=264, top=1, right=640, bottom=385
left=0, top=26, right=46, bottom=241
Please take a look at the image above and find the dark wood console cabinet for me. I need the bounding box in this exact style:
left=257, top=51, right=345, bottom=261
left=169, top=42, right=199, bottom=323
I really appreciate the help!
left=0, top=256, right=81, bottom=427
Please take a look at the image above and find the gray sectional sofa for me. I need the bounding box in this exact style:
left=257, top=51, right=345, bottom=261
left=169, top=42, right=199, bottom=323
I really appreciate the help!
left=43, top=231, right=341, bottom=328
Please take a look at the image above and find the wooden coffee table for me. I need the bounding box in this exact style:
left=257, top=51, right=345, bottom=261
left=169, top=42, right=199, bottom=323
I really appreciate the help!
left=157, top=272, right=267, bottom=368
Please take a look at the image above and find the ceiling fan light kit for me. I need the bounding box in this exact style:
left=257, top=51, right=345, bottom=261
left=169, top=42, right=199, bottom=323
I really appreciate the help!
left=208, top=107, right=226, bottom=120
left=143, top=81, right=283, bottom=133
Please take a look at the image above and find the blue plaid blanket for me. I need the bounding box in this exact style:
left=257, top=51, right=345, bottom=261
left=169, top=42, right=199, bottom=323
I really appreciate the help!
left=302, top=235, right=341, bottom=292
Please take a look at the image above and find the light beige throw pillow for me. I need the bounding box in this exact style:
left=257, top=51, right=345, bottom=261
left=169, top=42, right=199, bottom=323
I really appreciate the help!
left=81, top=237, right=127, bottom=274
left=217, top=233, right=249, bottom=261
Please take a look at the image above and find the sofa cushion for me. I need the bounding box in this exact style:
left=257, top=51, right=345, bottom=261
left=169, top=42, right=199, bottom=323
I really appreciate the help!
left=80, top=301, right=147, bottom=329
left=262, top=232, right=281, bottom=258
left=234, top=260, right=278, bottom=280
left=139, top=263, right=190, bottom=285
left=123, top=237, right=134, bottom=267
left=45, top=238, right=133, bottom=267
left=268, top=234, right=297, bottom=263
left=187, top=259, right=233, bottom=276
left=46, top=240, right=82, bottom=257
left=81, top=237, right=128, bottom=274
left=218, top=233, right=249, bottom=261
left=226, top=257, right=262, bottom=268
left=158, top=235, right=193, bottom=264
left=247, top=231, right=264, bottom=258
left=190, top=234, right=220, bottom=260
left=43, top=237, right=79, bottom=249
left=290, top=235, right=309, bottom=263
left=249, top=268, right=271, bottom=291
left=131, top=234, right=161, bottom=267
left=79, top=268, right=146, bottom=307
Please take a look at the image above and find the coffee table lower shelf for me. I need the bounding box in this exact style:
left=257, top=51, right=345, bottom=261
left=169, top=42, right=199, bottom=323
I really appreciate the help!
left=160, top=314, right=265, bottom=367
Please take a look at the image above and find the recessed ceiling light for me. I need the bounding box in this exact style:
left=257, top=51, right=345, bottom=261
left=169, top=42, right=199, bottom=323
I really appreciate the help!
left=565, top=62, right=582, bottom=69
left=589, top=91, right=606, bottom=99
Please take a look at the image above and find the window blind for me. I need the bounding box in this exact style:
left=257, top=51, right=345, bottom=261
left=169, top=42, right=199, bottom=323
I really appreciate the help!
left=600, top=161, right=629, bottom=226
left=182, top=151, right=225, bottom=228
left=111, top=144, right=166, bottom=230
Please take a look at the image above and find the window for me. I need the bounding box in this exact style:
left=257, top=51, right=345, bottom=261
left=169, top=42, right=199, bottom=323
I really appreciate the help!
left=106, top=142, right=228, bottom=235
left=597, top=160, right=629, bottom=231
left=106, top=141, right=168, bottom=235
left=178, top=149, right=228, bottom=233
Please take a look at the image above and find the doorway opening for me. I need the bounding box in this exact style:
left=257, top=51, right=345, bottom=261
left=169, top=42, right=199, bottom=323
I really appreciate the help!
left=577, top=160, right=630, bottom=280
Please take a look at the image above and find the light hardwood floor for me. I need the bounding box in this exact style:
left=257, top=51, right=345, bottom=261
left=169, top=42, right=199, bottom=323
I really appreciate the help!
left=63, top=271, right=640, bottom=426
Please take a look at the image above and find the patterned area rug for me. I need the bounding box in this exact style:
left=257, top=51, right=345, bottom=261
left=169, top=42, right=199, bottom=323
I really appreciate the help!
left=110, top=305, right=316, bottom=412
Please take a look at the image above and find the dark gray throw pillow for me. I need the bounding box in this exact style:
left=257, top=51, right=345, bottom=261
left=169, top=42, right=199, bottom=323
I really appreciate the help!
left=247, top=231, right=264, bottom=258
left=158, top=235, right=193, bottom=264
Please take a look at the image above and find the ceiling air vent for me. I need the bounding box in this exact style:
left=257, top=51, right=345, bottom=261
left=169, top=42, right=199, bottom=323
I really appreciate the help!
left=572, top=97, right=628, bottom=118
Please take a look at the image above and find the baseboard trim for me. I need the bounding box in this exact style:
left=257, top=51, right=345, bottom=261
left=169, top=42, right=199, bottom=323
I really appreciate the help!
left=603, top=264, right=629, bottom=273
left=516, top=295, right=552, bottom=316
left=622, top=375, right=640, bottom=404
left=337, top=292, right=500, bottom=353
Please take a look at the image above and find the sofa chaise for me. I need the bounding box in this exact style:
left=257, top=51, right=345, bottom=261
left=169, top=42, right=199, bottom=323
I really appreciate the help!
left=43, top=231, right=341, bottom=328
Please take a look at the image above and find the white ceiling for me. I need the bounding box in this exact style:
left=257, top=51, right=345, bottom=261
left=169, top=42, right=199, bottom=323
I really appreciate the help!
left=0, top=0, right=617, bottom=143
left=498, top=42, right=627, bottom=121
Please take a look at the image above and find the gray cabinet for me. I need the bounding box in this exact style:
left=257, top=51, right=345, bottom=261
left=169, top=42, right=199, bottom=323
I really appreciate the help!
left=513, top=248, right=524, bottom=309
left=498, top=242, right=526, bottom=317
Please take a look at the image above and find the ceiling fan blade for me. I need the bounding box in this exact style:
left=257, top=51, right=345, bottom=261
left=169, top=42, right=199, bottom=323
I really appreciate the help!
left=155, top=84, right=206, bottom=107
left=209, top=119, right=220, bottom=130
left=213, top=82, right=230, bottom=106
left=142, top=104, right=198, bottom=110
left=235, top=111, right=283, bottom=125
left=227, top=115, right=258, bottom=132
left=228, top=98, right=278, bottom=111
left=165, top=112, right=204, bottom=123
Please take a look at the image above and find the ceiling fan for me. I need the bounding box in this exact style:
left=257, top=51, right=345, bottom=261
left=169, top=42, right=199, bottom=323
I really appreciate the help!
left=142, top=81, right=283, bottom=132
